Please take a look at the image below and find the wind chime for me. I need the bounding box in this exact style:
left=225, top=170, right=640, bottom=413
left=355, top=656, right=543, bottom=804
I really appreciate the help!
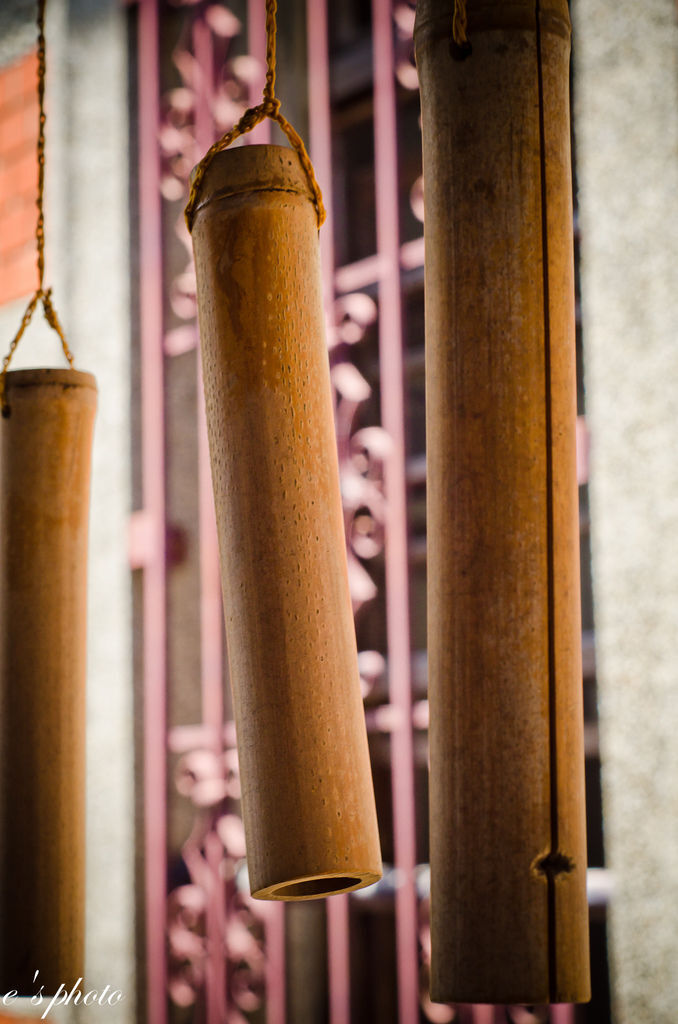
left=0, top=0, right=96, bottom=995
left=415, top=0, right=590, bottom=1005
left=186, top=1, right=381, bottom=900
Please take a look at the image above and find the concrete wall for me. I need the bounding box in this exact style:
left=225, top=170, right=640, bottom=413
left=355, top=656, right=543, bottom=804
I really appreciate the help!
left=572, top=0, right=678, bottom=1020
left=0, top=0, right=135, bottom=1019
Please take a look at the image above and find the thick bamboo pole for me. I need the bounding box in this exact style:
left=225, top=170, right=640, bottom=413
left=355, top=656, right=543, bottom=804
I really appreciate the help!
left=190, top=145, right=381, bottom=900
left=0, top=368, right=96, bottom=995
left=415, top=0, right=590, bottom=1004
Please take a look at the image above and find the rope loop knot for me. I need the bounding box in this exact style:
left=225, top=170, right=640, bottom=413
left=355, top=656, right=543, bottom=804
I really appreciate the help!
left=451, top=0, right=472, bottom=60
left=0, top=287, right=75, bottom=416
left=0, top=0, right=76, bottom=416
left=263, top=96, right=282, bottom=118
left=184, top=0, right=325, bottom=232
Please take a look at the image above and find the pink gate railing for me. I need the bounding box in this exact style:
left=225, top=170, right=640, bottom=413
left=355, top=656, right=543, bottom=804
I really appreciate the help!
left=130, top=0, right=589, bottom=1021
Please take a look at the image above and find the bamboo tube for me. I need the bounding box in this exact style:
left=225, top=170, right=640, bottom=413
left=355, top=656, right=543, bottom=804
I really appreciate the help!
left=414, top=0, right=590, bottom=1004
left=0, top=368, right=96, bottom=994
left=190, top=145, right=382, bottom=900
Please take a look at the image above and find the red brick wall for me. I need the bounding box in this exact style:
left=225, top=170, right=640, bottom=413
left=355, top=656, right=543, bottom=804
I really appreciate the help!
left=0, top=51, right=39, bottom=307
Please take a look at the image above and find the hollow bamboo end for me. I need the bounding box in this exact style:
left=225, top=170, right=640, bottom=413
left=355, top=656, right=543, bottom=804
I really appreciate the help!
left=2, top=368, right=97, bottom=419
left=3, top=367, right=97, bottom=391
left=252, top=869, right=381, bottom=902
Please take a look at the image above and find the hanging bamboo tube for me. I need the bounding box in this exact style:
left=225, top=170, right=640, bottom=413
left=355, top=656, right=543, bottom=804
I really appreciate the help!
left=0, top=368, right=96, bottom=994
left=190, top=145, right=381, bottom=900
left=415, top=0, right=590, bottom=1004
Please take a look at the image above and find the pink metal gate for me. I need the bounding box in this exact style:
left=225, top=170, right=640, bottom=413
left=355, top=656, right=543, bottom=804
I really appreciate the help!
left=130, top=0, right=596, bottom=1021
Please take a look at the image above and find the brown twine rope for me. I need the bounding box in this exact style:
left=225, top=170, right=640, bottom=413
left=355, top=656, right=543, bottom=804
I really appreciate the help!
left=0, top=0, right=75, bottom=417
left=452, top=0, right=469, bottom=47
left=451, top=0, right=472, bottom=58
left=184, top=0, right=325, bottom=232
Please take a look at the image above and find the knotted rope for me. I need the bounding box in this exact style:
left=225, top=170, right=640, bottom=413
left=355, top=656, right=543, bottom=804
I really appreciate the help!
left=184, top=0, right=325, bottom=232
left=450, top=0, right=472, bottom=59
left=0, top=0, right=75, bottom=417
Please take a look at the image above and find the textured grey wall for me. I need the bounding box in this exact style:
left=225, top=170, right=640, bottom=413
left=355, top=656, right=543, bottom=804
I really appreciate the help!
left=572, top=0, right=678, bottom=1019
left=0, top=0, right=36, bottom=64
left=0, top=0, right=135, bottom=1019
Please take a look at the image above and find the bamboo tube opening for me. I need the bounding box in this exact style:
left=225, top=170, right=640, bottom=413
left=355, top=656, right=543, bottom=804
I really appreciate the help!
left=258, top=874, right=365, bottom=901
left=190, top=144, right=382, bottom=902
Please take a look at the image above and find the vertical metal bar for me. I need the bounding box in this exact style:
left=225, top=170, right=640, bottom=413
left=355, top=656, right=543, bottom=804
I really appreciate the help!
left=264, top=903, right=287, bottom=1024
left=247, top=0, right=271, bottom=144
left=197, top=384, right=224, bottom=741
left=371, top=0, right=420, bottom=1021
left=197, top=324, right=229, bottom=1024
left=307, top=0, right=335, bottom=303
left=197, top=390, right=226, bottom=736
left=193, top=5, right=223, bottom=758
left=307, top=3, right=352, bottom=1023
left=549, top=1004, right=575, bottom=1024
left=246, top=3, right=286, bottom=1014
left=326, top=895, right=351, bottom=1024
left=192, top=19, right=228, bottom=1024
left=137, top=0, right=168, bottom=1020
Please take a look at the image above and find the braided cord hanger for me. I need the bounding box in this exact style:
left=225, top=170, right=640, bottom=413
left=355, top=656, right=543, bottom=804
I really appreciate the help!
left=0, top=0, right=75, bottom=417
left=451, top=0, right=472, bottom=58
left=453, top=0, right=468, bottom=46
left=185, top=0, right=325, bottom=232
